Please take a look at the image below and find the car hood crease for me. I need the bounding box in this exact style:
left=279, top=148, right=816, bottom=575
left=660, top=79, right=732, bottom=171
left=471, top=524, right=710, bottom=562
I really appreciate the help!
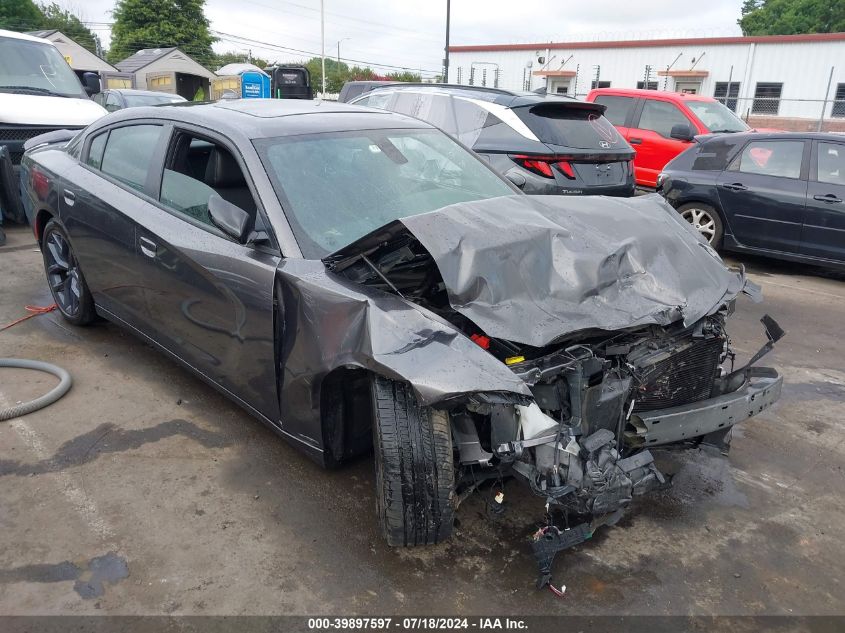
left=329, top=194, right=749, bottom=348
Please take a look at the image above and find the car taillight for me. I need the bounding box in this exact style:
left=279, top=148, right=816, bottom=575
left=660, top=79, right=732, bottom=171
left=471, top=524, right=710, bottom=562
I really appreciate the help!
left=510, top=155, right=576, bottom=180
left=556, top=160, right=576, bottom=179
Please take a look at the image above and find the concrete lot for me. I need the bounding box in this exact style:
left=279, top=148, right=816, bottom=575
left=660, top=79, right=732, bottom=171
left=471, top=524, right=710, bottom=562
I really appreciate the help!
left=0, top=223, right=844, bottom=616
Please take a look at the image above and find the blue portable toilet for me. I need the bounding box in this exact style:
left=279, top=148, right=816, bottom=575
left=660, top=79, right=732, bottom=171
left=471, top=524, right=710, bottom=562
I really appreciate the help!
left=214, top=63, right=270, bottom=99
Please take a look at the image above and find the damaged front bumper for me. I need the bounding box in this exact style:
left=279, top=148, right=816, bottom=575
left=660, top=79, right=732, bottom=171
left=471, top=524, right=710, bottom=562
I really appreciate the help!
left=626, top=367, right=782, bottom=447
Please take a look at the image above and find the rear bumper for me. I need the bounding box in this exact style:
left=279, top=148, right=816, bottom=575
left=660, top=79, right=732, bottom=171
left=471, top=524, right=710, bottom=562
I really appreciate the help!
left=525, top=181, right=635, bottom=197
left=626, top=368, right=782, bottom=447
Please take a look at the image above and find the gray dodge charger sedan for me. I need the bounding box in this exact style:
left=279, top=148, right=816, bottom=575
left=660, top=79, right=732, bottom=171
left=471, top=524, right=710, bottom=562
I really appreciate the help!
left=20, top=99, right=782, bottom=586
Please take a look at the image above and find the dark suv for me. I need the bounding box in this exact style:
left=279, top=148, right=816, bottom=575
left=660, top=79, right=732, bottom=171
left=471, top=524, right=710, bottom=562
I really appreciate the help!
left=659, top=132, right=845, bottom=269
left=350, top=84, right=635, bottom=196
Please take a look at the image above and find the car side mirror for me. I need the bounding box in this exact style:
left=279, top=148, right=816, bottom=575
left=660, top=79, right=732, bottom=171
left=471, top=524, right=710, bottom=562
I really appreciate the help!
left=208, top=194, right=250, bottom=243
left=670, top=123, right=694, bottom=142
left=505, top=170, right=527, bottom=189
left=82, top=72, right=101, bottom=96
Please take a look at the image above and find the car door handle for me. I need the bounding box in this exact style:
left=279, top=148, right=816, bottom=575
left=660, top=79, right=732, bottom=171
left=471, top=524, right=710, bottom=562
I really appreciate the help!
left=62, top=190, right=75, bottom=206
left=139, top=236, right=157, bottom=258
left=629, top=137, right=642, bottom=145
left=723, top=182, right=748, bottom=191
left=814, top=193, right=842, bottom=203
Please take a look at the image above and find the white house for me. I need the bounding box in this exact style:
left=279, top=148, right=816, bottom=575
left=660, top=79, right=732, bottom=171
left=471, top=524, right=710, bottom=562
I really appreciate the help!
left=447, top=32, right=845, bottom=130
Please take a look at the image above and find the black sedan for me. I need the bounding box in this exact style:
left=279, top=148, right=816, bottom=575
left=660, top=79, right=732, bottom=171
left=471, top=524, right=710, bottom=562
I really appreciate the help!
left=21, top=101, right=781, bottom=573
left=658, top=131, right=845, bottom=269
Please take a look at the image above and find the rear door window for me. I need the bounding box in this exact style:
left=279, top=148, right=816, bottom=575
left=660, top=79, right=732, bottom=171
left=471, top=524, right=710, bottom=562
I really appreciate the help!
left=733, top=140, right=805, bottom=179
left=99, top=124, right=164, bottom=191
left=514, top=104, right=625, bottom=150
left=636, top=100, right=692, bottom=138
left=86, top=132, right=108, bottom=170
left=816, top=142, right=845, bottom=185
left=592, top=95, right=635, bottom=126
left=356, top=91, right=393, bottom=109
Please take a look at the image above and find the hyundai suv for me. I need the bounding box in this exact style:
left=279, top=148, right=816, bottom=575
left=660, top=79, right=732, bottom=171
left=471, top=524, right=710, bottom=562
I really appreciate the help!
left=351, top=84, right=635, bottom=196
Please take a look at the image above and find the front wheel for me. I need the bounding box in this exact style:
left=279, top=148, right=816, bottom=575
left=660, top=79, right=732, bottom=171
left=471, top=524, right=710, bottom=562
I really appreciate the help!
left=678, top=202, right=724, bottom=248
left=371, top=375, right=455, bottom=546
left=41, top=220, right=96, bottom=325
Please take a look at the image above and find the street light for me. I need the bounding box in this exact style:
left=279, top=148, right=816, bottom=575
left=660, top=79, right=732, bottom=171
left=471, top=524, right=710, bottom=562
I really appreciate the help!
left=337, top=37, right=351, bottom=64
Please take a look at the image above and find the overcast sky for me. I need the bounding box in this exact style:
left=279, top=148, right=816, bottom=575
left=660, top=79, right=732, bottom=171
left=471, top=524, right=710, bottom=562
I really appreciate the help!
left=71, top=0, right=746, bottom=75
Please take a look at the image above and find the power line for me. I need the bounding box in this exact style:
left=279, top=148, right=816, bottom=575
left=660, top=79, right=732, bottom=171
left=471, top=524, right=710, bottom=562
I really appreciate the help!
left=213, top=30, right=439, bottom=74
left=214, top=0, right=443, bottom=43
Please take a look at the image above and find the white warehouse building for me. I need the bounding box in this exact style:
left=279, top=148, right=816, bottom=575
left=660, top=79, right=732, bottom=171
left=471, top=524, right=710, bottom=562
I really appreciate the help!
left=446, top=32, right=845, bottom=131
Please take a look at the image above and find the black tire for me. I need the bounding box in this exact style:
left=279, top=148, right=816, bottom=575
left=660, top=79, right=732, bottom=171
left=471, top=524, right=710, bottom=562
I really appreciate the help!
left=677, top=202, right=724, bottom=249
left=371, top=375, right=455, bottom=547
left=41, top=220, right=96, bottom=326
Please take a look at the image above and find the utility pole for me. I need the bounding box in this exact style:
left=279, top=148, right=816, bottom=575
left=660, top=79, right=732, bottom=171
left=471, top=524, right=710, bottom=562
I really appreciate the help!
left=320, top=0, right=326, bottom=96
left=337, top=38, right=351, bottom=64
left=443, top=0, right=451, bottom=83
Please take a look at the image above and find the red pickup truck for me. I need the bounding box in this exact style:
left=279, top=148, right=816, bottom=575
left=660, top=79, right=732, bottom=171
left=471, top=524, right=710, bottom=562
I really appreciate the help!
left=585, top=88, right=755, bottom=188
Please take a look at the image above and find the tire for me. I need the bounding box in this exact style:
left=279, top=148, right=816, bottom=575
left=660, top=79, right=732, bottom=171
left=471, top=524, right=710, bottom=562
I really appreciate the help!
left=678, top=202, right=724, bottom=248
left=41, top=220, right=96, bottom=326
left=371, top=375, right=455, bottom=547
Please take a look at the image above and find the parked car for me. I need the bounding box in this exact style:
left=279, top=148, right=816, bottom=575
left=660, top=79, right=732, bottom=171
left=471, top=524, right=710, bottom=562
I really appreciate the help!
left=93, top=88, right=187, bottom=112
left=21, top=100, right=782, bottom=582
left=350, top=84, right=636, bottom=196
left=338, top=80, right=396, bottom=103
left=658, top=131, right=845, bottom=269
left=586, top=88, right=759, bottom=188
left=0, top=29, right=105, bottom=226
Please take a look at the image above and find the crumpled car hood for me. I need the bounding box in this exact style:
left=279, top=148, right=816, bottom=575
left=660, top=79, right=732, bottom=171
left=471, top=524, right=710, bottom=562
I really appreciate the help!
left=329, top=194, right=752, bottom=347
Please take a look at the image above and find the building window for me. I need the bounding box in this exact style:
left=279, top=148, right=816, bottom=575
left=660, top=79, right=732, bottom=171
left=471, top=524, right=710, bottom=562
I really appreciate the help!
left=714, top=81, right=740, bottom=112
left=636, top=81, right=658, bottom=90
left=591, top=80, right=611, bottom=89
left=832, top=83, right=845, bottom=118
left=752, top=82, right=783, bottom=115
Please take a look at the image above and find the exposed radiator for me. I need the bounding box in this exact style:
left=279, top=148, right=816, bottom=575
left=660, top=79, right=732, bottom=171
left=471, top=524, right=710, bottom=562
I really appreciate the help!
left=633, top=336, right=723, bottom=412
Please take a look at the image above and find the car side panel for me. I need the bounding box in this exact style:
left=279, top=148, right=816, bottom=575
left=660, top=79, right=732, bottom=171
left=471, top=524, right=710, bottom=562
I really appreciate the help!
left=715, top=141, right=809, bottom=254
left=803, top=139, right=845, bottom=262
left=134, top=207, right=282, bottom=422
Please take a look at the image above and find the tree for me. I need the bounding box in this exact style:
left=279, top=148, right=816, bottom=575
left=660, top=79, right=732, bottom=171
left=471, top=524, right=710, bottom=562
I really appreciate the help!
left=214, top=50, right=269, bottom=71
left=385, top=71, right=422, bottom=83
left=0, top=0, right=43, bottom=31
left=38, top=3, right=101, bottom=54
left=108, top=0, right=216, bottom=67
left=739, top=0, right=845, bottom=35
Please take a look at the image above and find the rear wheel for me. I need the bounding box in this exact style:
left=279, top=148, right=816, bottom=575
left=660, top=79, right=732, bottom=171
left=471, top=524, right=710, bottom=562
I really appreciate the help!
left=678, top=202, right=723, bottom=248
left=41, top=220, right=96, bottom=325
left=371, top=375, right=455, bottom=546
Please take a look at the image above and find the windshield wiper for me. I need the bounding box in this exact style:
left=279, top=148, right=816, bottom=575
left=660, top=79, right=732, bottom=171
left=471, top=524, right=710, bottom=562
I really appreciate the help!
left=0, top=85, right=69, bottom=98
left=708, top=128, right=742, bottom=134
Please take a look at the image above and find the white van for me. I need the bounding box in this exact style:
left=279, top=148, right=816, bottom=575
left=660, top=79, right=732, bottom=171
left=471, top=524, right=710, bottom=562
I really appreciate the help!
left=0, top=29, right=106, bottom=229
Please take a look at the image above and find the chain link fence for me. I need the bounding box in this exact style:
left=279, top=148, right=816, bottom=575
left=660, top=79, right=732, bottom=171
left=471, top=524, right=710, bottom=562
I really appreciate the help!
left=714, top=96, right=845, bottom=133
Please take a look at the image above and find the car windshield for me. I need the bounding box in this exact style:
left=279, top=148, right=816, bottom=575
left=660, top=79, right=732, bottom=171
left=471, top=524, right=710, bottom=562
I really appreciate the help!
left=255, top=128, right=515, bottom=258
left=123, top=93, right=183, bottom=107
left=0, top=36, right=86, bottom=98
left=686, top=100, right=749, bottom=133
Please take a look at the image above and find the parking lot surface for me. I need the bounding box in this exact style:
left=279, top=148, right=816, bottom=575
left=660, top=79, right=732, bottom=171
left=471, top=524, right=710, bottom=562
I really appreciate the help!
left=1, top=223, right=844, bottom=615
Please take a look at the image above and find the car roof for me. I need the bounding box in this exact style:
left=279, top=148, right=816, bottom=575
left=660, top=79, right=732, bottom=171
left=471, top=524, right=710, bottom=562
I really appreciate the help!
left=90, top=98, right=433, bottom=139
left=589, top=87, right=717, bottom=102
left=699, top=131, right=845, bottom=142
left=359, top=83, right=598, bottom=109
left=0, top=28, right=53, bottom=44
left=111, top=88, right=184, bottom=97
